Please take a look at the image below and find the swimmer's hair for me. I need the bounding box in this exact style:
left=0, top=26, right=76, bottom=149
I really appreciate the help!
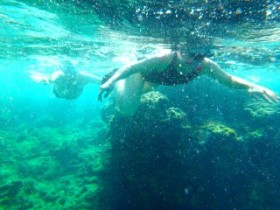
left=189, top=49, right=214, bottom=60
left=60, top=60, right=76, bottom=75
left=178, top=43, right=214, bottom=59
left=173, top=33, right=214, bottom=59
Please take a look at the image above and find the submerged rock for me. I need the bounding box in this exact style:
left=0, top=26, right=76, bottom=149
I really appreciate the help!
left=101, top=90, right=280, bottom=210
left=102, top=91, right=192, bottom=209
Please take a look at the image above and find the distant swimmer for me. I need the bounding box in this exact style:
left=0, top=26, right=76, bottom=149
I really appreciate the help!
left=99, top=47, right=279, bottom=116
left=29, top=61, right=101, bottom=99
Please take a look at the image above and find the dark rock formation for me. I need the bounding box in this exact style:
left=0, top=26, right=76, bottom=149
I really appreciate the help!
left=101, top=91, right=257, bottom=210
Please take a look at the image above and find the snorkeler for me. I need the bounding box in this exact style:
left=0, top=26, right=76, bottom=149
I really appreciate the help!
left=29, top=61, right=101, bottom=99
left=98, top=47, right=279, bottom=115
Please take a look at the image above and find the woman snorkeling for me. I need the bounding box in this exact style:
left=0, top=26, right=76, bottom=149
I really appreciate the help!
left=98, top=46, right=279, bottom=116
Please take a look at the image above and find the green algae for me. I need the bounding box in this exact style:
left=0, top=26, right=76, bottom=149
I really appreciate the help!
left=247, top=129, right=264, bottom=139
left=244, top=100, right=280, bottom=118
left=202, top=121, right=238, bottom=139
left=0, top=115, right=109, bottom=210
left=165, top=107, right=186, bottom=122
left=140, top=91, right=169, bottom=106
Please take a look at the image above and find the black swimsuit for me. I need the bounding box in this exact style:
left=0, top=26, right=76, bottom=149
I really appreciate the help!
left=142, top=53, right=202, bottom=85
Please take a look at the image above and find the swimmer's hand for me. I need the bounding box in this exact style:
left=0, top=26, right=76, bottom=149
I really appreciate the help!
left=248, top=85, right=279, bottom=103
left=98, top=82, right=114, bottom=101
left=29, top=72, right=50, bottom=84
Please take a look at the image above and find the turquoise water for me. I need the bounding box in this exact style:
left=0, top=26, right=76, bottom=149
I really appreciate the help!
left=1, top=0, right=280, bottom=209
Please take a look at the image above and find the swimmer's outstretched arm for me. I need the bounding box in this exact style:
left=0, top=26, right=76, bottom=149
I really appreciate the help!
left=79, top=71, right=102, bottom=84
left=98, top=52, right=173, bottom=101
left=203, top=58, right=279, bottom=102
left=29, top=71, right=64, bottom=85
left=29, top=71, right=51, bottom=84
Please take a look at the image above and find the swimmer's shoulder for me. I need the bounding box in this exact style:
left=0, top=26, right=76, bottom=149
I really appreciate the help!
left=51, top=70, right=64, bottom=82
left=201, top=57, right=216, bottom=71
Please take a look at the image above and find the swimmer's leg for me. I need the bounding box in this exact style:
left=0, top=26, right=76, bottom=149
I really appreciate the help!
left=115, top=73, right=144, bottom=117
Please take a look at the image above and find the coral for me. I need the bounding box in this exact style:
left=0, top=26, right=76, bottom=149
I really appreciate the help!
left=246, top=129, right=264, bottom=140
left=1, top=89, right=279, bottom=210
left=140, top=91, right=169, bottom=106
left=244, top=100, right=280, bottom=118
left=0, top=116, right=109, bottom=210
left=202, top=121, right=238, bottom=140
left=136, top=91, right=170, bottom=121
left=165, top=107, right=186, bottom=122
